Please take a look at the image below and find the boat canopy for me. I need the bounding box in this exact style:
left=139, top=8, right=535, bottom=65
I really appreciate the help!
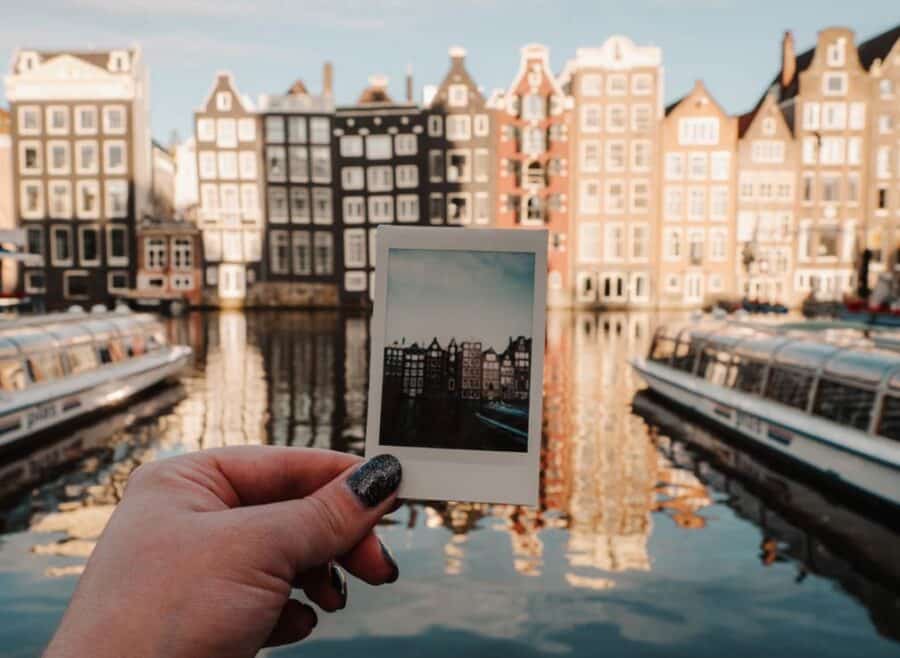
left=0, top=337, right=21, bottom=360
left=44, top=323, right=96, bottom=346
left=772, top=341, right=843, bottom=370
left=825, top=349, right=900, bottom=386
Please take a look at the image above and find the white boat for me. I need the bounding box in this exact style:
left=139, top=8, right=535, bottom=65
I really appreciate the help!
left=631, top=321, right=900, bottom=507
left=0, top=309, right=192, bottom=450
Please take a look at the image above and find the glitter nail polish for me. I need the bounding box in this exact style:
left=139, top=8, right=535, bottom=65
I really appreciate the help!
left=346, top=454, right=402, bottom=507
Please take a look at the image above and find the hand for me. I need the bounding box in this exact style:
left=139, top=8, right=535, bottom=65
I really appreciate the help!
left=44, top=447, right=402, bottom=658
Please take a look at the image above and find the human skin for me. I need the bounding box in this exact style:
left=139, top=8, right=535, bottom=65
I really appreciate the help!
left=43, top=447, right=402, bottom=658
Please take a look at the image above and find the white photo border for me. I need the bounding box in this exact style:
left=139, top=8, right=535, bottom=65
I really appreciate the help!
left=366, top=225, right=548, bottom=506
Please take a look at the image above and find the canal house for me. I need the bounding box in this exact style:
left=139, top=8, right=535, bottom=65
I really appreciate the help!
left=446, top=338, right=460, bottom=395
left=401, top=342, right=425, bottom=398
left=129, top=219, right=203, bottom=309
left=482, top=347, right=500, bottom=400
left=461, top=340, right=483, bottom=400
left=424, top=337, right=445, bottom=398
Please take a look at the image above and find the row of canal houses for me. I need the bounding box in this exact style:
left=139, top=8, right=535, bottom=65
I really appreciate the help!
left=384, top=336, right=532, bottom=401
left=3, top=24, right=900, bottom=311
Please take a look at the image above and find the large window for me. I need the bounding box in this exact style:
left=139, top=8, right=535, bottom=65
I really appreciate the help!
left=764, top=367, right=814, bottom=411
left=289, top=188, right=310, bottom=223
left=343, top=229, right=367, bottom=268
left=366, top=135, right=392, bottom=160
left=812, top=378, right=874, bottom=432
left=288, top=117, right=307, bottom=143
left=312, top=189, right=332, bottom=224
left=266, top=146, right=287, bottom=181
left=314, top=232, right=333, bottom=275
left=292, top=231, right=311, bottom=275
left=269, top=231, right=289, bottom=274
left=447, top=151, right=471, bottom=182
left=679, top=117, right=719, bottom=145
left=107, top=225, right=129, bottom=265
left=50, top=225, right=73, bottom=266
left=311, top=147, right=331, bottom=183
left=79, top=226, right=100, bottom=266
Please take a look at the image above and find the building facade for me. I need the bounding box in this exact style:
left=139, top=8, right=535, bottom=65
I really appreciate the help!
left=151, top=140, right=175, bottom=219
left=134, top=218, right=203, bottom=306
left=255, top=70, right=338, bottom=307
left=0, top=107, right=14, bottom=293
left=562, top=36, right=663, bottom=309
left=736, top=92, right=798, bottom=303
left=334, top=75, right=427, bottom=306
left=424, top=47, right=494, bottom=227
left=659, top=81, right=738, bottom=308
left=194, top=72, right=263, bottom=307
left=492, top=44, right=573, bottom=308
left=173, top=137, right=198, bottom=221
left=5, top=47, right=151, bottom=309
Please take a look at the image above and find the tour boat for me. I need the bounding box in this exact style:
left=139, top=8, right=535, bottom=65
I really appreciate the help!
left=0, top=309, right=192, bottom=451
left=631, top=321, right=900, bottom=507
left=475, top=401, right=529, bottom=446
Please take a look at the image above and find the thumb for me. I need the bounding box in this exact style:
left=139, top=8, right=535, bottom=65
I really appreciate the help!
left=256, top=454, right=402, bottom=574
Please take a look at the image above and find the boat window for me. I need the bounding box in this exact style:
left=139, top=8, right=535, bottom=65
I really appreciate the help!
left=877, top=395, right=900, bottom=442
left=699, top=348, right=732, bottom=387
left=145, top=327, right=166, bottom=351
left=763, top=366, right=814, bottom=411
left=649, top=335, right=676, bottom=363
left=109, top=339, right=125, bottom=362
left=672, top=339, right=699, bottom=373
left=26, top=352, right=65, bottom=383
left=0, top=359, right=28, bottom=391
left=733, top=359, right=766, bottom=394
left=67, top=344, right=99, bottom=375
left=812, top=378, right=873, bottom=432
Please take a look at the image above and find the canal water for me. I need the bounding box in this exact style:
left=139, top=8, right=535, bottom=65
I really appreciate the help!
left=0, top=311, right=898, bottom=657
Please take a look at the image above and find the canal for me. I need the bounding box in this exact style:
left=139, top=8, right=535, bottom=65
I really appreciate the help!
left=0, top=311, right=898, bottom=657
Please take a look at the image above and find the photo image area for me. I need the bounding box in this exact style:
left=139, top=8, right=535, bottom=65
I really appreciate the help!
left=379, top=248, right=536, bottom=453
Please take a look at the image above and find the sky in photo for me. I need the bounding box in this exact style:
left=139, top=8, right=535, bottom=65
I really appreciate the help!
left=0, top=1, right=896, bottom=143
left=385, top=248, right=535, bottom=351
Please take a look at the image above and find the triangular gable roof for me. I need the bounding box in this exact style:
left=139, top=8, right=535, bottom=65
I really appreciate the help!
left=196, top=71, right=252, bottom=114
left=504, top=43, right=566, bottom=101
left=738, top=91, right=790, bottom=138
left=426, top=47, right=486, bottom=110
left=665, top=80, right=729, bottom=120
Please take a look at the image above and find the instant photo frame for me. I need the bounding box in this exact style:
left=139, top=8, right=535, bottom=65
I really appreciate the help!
left=365, top=226, right=547, bottom=506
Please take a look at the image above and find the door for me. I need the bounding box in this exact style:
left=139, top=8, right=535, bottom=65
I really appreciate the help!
left=684, top=272, right=703, bottom=305
left=218, top=264, right=246, bottom=300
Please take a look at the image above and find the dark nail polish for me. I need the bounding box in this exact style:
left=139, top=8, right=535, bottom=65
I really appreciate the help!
left=347, top=454, right=401, bottom=507
left=330, top=563, right=347, bottom=609
left=380, top=539, right=400, bottom=583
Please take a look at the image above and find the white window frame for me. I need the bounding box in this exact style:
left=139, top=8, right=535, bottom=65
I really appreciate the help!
left=367, top=195, right=393, bottom=223
left=604, top=180, right=625, bottom=214
left=75, top=105, right=98, bottom=136
left=217, top=151, right=238, bottom=180
left=48, top=180, right=72, bottom=219
left=18, top=106, right=41, bottom=136
left=366, top=166, right=393, bottom=192
left=19, top=140, right=42, bottom=175
left=105, top=180, right=129, bottom=219
left=446, top=115, right=472, bottom=141
left=197, top=118, right=215, bottom=142
left=365, top=134, right=392, bottom=160
left=75, top=140, right=99, bottom=175
left=76, top=180, right=101, bottom=220
left=238, top=151, right=257, bottom=180
left=104, top=140, right=128, bottom=175
left=343, top=228, right=367, bottom=268
left=238, top=118, right=256, bottom=142
left=102, top=105, right=127, bottom=135
left=46, top=106, right=69, bottom=136
left=396, top=164, right=419, bottom=189
left=342, top=196, right=365, bottom=224
left=578, top=222, right=603, bottom=264
left=396, top=194, right=419, bottom=223
left=20, top=181, right=44, bottom=219
left=50, top=224, right=74, bottom=266
left=394, top=133, right=417, bottom=156
left=341, top=166, right=365, bottom=191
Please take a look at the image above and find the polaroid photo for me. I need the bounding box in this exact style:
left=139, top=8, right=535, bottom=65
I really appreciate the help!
left=365, top=226, right=547, bottom=506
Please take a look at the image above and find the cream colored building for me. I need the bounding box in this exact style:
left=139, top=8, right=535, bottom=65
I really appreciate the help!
left=0, top=107, right=15, bottom=293
left=561, top=36, right=663, bottom=309
left=659, top=81, right=738, bottom=308
left=736, top=92, right=798, bottom=304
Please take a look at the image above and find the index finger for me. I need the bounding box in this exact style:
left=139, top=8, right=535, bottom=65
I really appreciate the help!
left=203, top=446, right=363, bottom=507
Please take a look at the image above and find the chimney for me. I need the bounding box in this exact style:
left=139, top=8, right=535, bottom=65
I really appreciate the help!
left=449, top=45, right=467, bottom=62
left=781, top=31, right=796, bottom=88
left=405, top=64, right=413, bottom=103
left=322, top=61, right=333, bottom=96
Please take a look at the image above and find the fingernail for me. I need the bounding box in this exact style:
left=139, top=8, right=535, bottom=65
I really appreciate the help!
left=380, top=539, right=400, bottom=584
left=347, top=454, right=402, bottom=507
left=330, top=563, right=348, bottom=609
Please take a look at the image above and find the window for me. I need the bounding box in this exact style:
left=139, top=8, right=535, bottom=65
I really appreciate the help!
left=238, top=151, right=257, bottom=180
left=446, top=150, right=471, bottom=182
left=266, top=146, right=287, bottom=181
left=49, top=181, right=72, bottom=219
left=630, top=224, right=649, bottom=261
left=877, top=187, right=888, bottom=210
left=344, top=229, right=366, bottom=267
left=18, top=106, right=41, bottom=135
left=75, top=141, right=98, bottom=174
left=631, top=181, right=649, bottom=212
left=607, top=74, right=627, bottom=95
left=474, top=150, right=489, bottom=182
left=238, top=118, right=256, bottom=141
left=605, top=181, right=625, bottom=213
left=343, top=196, right=365, bottom=224
left=368, top=195, right=393, bottom=223
left=848, top=137, right=861, bottom=165
left=198, top=118, right=215, bottom=141
left=710, top=229, right=726, bottom=261
left=447, top=115, right=472, bottom=141
left=826, top=37, right=846, bottom=66
left=427, top=115, right=442, bottom=137
left=50, top=225, right=73, bottom=265
left=21, top=181, right=44, bottom=219
left=876, top=146, right=891, bottom=178
left=579, top=181, right=600, bottom=214
left=20, top=141, right=42, bottom=174
left=217, top=152, right=237, bottom=179
left=47, top=106, right=69, bottom=135
left=396, top=164, right=418, bottom=188
left=269, top=231, right=289, bottom=274
left=447, top=194, right=470, bottom=224
left=397, top=195, right=419, bottom=222
left=45, top=141, right=69, bottom=175
left=474, top=192, right=489, bottom=225
left=145, top=237, right=166, bottom=270
left=822, top=175, right=840, bottom=203
left=710, top=186, right=728, bottom=220
left=606, top=105, right=626, bottom=132
left=268, top=187, right=288, bottom=223
left=340, top=135, right=363, bottom=157
left=104, top=141, right=127, bottom=174
left=25, top=226, right=43, bottom=263
left=762, top=117, right=776, bottom=135
left=664, top=187, right=682, bottom=220
left=76, top=180, right=100, bottom=219
left=604, top=224, right=624, bottom=260
left=688, top=187, right=705, bottom=221
left=521, top=127, right=545, bottom=155
left=429, top=150, right=444, bottom=182
left=366, top=135, right=392, bottom=159
left=172, top=238, right=192, bottom=271
left=395, top=134, right=417, bottom=156
left=289, top=188, right=310, bottom=223
left=288, top=147, right=308, bottom=183
left=581, top=141, right=600, bottom=172
left=474, top=114, right=489, bottom=137
left=751, top=140, right=785, bottom=163
left=578, top=223, right=602, bottom=263
left=199, top=151, right=217, bottom=180
left=631, top=141, right=651, bottom=171
left=581, top=105, right=601, bottom=133
left=879, top=114, right=893, bottom=134
left=581, top=74, right=602, bottom=96
left=311, top=147, right=331, bottom=183
left=287, top=116, right=307, bottom=143
left=764, top=367, right=813, bottom=410
left=448, top=84, right=469, bottom=107
left=688, top=153, right=707, bottom=179
left=64, top=272, right=90, bottom=300
left=688, top=230, right=704, bottom=265
left=291, top=231, right=311, bottom=275
left=310, top=118, right=330, bottom=144
left=820, top=137, right=845, bottom=165
left=679, top=117, right=718, bottom=145
left=818, top=225, right=839, bottom=258
left=664, top=228, right=682, bottom=261
left=25, top=271, right=46, bottom=294
left=312, top=188, right=332, bottom=224
left=103, top=106, right=126, bottom=134
left=849, top=103, right=865, bottom=130
left=822, top=102, right=847, bottom=130
left=521, top=94, right=545, bottom=121
left=429, top=194, right=444, bottom=224
left=314, top=232, right=333, bottom=274
left=823, top=72, right=847, bottom=96
left=242, top=184, right=260, bottom=222
left=203, top=231, right=222, bottom=262
left=266, top=116, right=285, bottom=143
left=605, top=141, right=625, bottom=171
left=631, top=104, right=652, bottom=132
left=342, top=166, right=364, bottom=190
left=632, top=73, right=652, bottom=95
left=367, top=166, right=393, bottom=191
left=665, top=153, right=684, bottom=180
left=75, top=106, right=97, bottom=135
left=220, top=185, right=239, bottom=223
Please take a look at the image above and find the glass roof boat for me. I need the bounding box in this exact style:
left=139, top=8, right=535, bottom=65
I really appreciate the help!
left=631, top=320, right=900, bottom=507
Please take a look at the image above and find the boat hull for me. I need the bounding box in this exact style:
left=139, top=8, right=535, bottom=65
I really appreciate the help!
left=0, top=346, right=192, bottom=450
left=631, top=359, right=900, bottom=507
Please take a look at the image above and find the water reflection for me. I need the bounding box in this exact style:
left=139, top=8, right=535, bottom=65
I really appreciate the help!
left=0, top=310, right=898, bottom=654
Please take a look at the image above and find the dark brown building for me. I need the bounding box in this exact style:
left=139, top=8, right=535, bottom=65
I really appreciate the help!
left=6, top=48, right=151, bottom=309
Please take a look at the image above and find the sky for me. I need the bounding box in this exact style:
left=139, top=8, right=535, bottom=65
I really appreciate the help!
left=0, top=1, right=897, bottom=144
left=385, top=248, right=534, bottom=350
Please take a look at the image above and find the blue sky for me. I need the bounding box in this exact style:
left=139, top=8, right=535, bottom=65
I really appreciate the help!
left=0, top=1, right=896, bottom=143
left=385, top=248, right=534, bottom=350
